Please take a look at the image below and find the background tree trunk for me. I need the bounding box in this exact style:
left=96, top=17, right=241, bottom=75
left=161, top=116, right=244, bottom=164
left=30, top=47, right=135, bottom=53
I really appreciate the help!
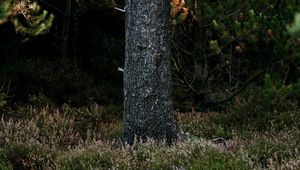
left=123, top=0, right=178, bottom=144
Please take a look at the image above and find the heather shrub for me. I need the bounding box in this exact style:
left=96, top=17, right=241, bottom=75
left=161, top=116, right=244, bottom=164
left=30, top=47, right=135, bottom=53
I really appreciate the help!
left=178, top=93, right=300, bottom=140
left=60, top=104, right=123, bottom=140
left=0, top=104, right=299, bottom=169
left=55, top=140, right=250, bottom=169
left=56, top=147, right=114, bottom=170
left=211, top=86, right=299, bottom=131
left=178, top=112, right=233, bottom=139
left=0, top=103, right=124, bottom=147
left=5, top=142, right=54, bottom=169
left=0, top=117, right=40, bottom=148
left=245, top=133, right=300, bottom=169
left=212, top=109, right=299, bottom=135
left=190, top=149, right=251, bottom=170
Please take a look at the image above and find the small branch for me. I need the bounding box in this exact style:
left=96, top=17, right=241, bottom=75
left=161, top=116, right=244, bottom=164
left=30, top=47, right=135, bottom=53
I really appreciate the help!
left=114, top=7, right=125, bottom=13
left=206, top=69, right=266, bottom=105
left=183, top=75, right=209, bottom=95
left=118, top=67, right=124, bottom=72
left=283, top=66, right=290, bottom=84
left=6, top=79, right=11, bottom=96
left=38, top=0, right=65, bottom=16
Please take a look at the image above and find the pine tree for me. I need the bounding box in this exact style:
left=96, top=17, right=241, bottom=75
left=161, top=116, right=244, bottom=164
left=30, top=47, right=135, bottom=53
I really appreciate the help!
left=0, top=0, right=54, bottom=38
left=123, top=0, right=178, bottom=144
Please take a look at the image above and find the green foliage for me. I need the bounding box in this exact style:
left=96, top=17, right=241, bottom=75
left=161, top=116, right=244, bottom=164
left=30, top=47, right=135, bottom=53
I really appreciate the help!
left=209, top=40, right=221, bottom=54
left=261, top=73, right=300, bottom=110
left=1, top=0, right=54, bottom=38
left=0, top=1, right=9, bottom=19
left=0, top=6, right=2, bottom=18
left=287, top=13, right=300, bottom=37
left=262, top=73, right=293, bottom=107
left=172, top=0, right=300, bottom=107
left=0, top=149, right=13, bottom=170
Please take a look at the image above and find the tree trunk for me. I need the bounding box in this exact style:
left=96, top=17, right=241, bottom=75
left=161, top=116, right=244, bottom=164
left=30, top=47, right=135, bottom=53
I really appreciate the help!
left=123, top=0, right=178, bottom=144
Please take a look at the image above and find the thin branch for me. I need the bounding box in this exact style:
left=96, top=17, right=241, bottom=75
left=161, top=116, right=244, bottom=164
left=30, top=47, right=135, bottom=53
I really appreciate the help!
left=38, top=0, right=65, bottom=16
left=6, top=79, right=11, bottom=96
left=206, top=69, right=266, bottom=105
left=114, top=7, right=125, bottom=13
left=183, top=75, right=209, bottom=95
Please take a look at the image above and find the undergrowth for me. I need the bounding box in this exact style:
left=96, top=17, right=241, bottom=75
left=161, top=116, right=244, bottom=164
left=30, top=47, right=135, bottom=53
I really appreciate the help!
left=0, top=93, right=299, bottom=169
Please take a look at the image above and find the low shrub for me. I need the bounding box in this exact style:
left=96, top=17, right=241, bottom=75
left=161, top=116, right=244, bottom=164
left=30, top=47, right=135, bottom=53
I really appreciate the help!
left=190, top=149, right=251, bottom=170
left=5, top=142, right=54, bottom=169
left=178, top=112, right=233, bottom=139
left=55, top=140, right=250, bottom=169
left=246, top=136, right=298, bottom=168
left=0, top=104, right=299, bottom=169
left=56, top=147, right=114, bottom=170
left=0, top=149, right=13, bottom=170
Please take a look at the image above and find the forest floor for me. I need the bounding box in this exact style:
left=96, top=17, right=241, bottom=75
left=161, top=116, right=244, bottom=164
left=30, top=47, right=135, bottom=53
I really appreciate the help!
left=0, top=102, right=300, bottom=169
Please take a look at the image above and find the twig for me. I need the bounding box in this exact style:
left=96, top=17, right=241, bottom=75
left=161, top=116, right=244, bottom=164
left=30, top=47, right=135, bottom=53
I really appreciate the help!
left=114, top=7, right=125, bottom=13
left=38, top=0, right=65, bottom=16
left=206, top=69, right=266, bottom=105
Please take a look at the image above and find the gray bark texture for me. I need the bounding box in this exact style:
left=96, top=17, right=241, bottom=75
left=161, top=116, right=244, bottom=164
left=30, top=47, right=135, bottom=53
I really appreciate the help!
left=123, top=0, right=178, bottom=144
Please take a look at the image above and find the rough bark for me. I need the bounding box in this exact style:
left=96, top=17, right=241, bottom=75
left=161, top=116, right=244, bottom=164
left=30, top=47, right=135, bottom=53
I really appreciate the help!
left=124, top=0, right=178, bottom=144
